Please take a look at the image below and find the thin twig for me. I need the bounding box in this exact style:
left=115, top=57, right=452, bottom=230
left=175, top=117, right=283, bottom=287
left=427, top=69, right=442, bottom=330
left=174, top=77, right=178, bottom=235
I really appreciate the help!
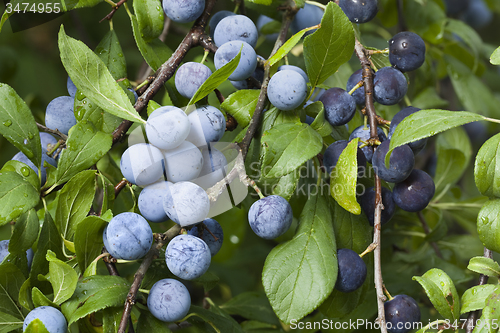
left=36, top=123, right=68, bottom=141
left=115, top=179, right=131, bottom=197
left=465, top=247, right=493, bottom=332
left=417, top=212, right=443, bottom=259
left=100, top=0, right=127, bottom=23
left=117, top=225, right=182, bottom=333
left=102, top=248, right=120, bottom=276
left=360, top=107, right=391, bottom=125
left=354, top=38, right=388, bottom=333
left=238, top=4, right=298, bottom=160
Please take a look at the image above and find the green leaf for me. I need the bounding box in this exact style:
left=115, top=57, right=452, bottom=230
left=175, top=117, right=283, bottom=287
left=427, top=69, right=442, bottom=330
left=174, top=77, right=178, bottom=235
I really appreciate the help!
left=0, top=83, right=41, bottom=168
left=319, top=288, right=363, bottom=319
left=188, top=50, right=242, bottom=106
left=102, top=307, right=123, bottom=333
left=19, top=279, right=33, bottom=311
left=474, top=133, right=500, bottom=198
left=309, top=102, right=332, bottom=137
left=74, top=94, right=104, bottom=130
left=0, top=311, right=23, bottom=333
left=47, top=121, right=111, bottom=187
left=267, top=29, right=309, bottom=67
left=23, top=318, right=50, bottom=333
left=1, top=160, right=40, bottom=191
left=447, top=56, right=499, bottom=118
left=147, top=100, right=162, bottom=117
left=468, top=257, right=500, bottom=278
left=413, top=268, right=460, bottom=321
left=31, top=287, right=58, bottom=308
left=491, top=46, right=500, bottom=65
left=130, top=14, right=173, bottom=71
left=473, top=286, right=500, bottom=333
left=95, top=29, right=127, bottom=80
left=261, top=123, right=322, bottom=179
left=54, top=170, right=97, bottom=241
left=331, top=198, right=371, bottom=253
left=74, top=216, right=106, bottom=273
left=192, top=271, right=220, bottom=293
left=319, top=199, right=372, bottom=318
left=303, top=2, right=355, bottom=88
left=62, top=239, right=75, bottom=254
left=9, top=209, right=39, bottom=255
left=0, top=262, right=25, bottom=319
left=387, top=110, right=483, bottom=167
left=260, top=20, right=280, bottom=35
left=29, top=211, right=64, bottom=292
left=330, top=138, right=361, bottom=215
left=46, top=250, right=78, bottom=304
left=461, top=285, right=497, bottom=314
left=82, top=260, right=98, bottom=278
left=271, top=170, right=299, bottom=201
left=477, top=199, right=500, bottom=253
left=136, top=310, right=173, bottom=332
left=58, top=26, right=144, bottom=124
left=412, top=87, right=449, bottom=110
left=220, top=90, right=260, bottom=128
left=61, top=275, right=130, bottom=325
left=434, top=127, right=471, bottom=193
left=262, top=194, right=337, bottom=324
left=220, top=291, right=280, bottom=325
left=133, top=0, right=164, bottom=42
left=188, top=304, right=244, bottom=333
left=0, top=172, right=40, bottom=226
left=444, top=19, right=482, bottom=62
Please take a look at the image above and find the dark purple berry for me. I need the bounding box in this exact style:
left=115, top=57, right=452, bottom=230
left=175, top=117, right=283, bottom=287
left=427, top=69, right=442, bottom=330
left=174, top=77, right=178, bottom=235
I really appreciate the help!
left=359, top=187, right=396, bottom=226
left=385, top=294, right=421, bottom=333
left=319, top=88, right=356, bottom=126
left=339, top=0, right=378, bottom=23
left=389, top=32, right=426, bottom=72
left=373, top=67, right=408, bottom=105
left=372, top=140, right=415, bottom=183
left=346, top=69, right=366, bottom=105
left=335, top=248, right=367, bottom=293
left=393, top=169, right=435, bottom=212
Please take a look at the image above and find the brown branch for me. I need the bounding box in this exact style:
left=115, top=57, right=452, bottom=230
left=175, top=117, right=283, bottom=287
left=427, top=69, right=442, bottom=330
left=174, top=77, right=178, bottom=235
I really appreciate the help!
left=417, top=212, right=443, bottom=259
left=238, top=5, right=298, bottom=160
left=465, top=247, right=493, bottom=333
left=114, top=179, right=131, bottom=197
left=100, top=0, right=127, bottom=23
left=36, top=123, right=68, bottom=141
left=354, top=38, right=388, bottom=333
left=102, top=249, right=120, bottom=276
left=117, top=225, right=182, bottom=333
left=111, top=2, right=218, bottom=146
